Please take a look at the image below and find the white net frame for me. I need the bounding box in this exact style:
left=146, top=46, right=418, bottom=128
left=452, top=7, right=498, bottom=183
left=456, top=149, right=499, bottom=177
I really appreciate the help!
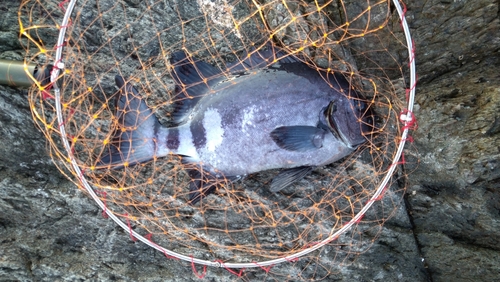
left=25, top=0, right=416, bottom=270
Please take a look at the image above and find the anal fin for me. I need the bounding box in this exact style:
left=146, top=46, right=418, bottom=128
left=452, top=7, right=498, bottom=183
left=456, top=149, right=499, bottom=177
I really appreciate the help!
left=186, top=169, right=219, bottom=205
left=270, top=166, right=314, bottom=192
left=185, top=168, right=241, bottom=204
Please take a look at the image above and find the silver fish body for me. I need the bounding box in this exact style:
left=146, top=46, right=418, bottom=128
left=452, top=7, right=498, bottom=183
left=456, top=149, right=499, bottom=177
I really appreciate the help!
left=158, top=70, right=352, bottom=174
left=101, top=46, right=372, bottom=203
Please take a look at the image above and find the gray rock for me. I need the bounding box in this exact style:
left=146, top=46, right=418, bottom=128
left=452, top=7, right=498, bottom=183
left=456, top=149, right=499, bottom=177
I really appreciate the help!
left=1, top=0, right=499, bottom=281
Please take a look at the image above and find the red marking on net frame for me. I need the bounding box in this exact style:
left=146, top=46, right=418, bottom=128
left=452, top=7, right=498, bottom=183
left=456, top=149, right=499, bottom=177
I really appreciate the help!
left=190, top=256, right=207, bottom=279
left=399, top=2, right=407, bottom=29
left=253, top=261, right=274, bottom=273
left=400, top=110, right=418, bottom=131
left=124, top=213, right=137, bottom=242
left=58, top=0, right=69, bottom=11
left=97, top=190, right=109, bottom=219
left=215, top=260, right=245, bottom=277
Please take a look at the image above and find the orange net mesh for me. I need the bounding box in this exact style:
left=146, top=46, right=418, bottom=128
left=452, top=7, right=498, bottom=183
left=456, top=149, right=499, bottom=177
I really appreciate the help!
left=19, top=0, right=414, bottom=279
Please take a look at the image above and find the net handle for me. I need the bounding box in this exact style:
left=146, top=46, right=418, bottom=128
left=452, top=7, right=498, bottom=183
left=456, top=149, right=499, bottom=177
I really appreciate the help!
left=46, top=0, right=416, bottom=269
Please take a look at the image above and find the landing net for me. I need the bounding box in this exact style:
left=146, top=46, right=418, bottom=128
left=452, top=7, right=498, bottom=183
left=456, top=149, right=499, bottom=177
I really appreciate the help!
left=20, top=0, right=416, bottom=279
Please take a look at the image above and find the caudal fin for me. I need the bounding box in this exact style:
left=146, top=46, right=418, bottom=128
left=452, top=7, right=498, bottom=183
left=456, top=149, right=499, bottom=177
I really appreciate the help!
left=99, top=76, right=160, bottom=168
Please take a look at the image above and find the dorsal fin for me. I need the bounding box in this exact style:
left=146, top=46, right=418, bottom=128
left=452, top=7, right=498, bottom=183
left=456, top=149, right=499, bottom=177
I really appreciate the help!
left=169, top=51, right=224, bottom=125
left=225, top=43, right=299, bottom=73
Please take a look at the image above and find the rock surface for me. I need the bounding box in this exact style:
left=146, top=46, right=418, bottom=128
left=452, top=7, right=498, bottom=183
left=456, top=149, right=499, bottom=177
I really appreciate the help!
left=1, top=0, right=499, bottom=281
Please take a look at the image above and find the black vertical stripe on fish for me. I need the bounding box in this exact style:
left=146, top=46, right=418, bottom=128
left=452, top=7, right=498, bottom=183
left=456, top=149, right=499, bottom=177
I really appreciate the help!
left=190, top=118, right=207, bottom=149
left=166, top=128, right=180, bottom=150
left=154, top=118, right=161, bottom=138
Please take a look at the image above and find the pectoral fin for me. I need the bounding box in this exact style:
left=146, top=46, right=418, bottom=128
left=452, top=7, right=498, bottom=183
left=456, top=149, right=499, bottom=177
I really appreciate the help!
left=270, top=166, right=314, bottom=192
left=270, top=126, right=325, bottom=151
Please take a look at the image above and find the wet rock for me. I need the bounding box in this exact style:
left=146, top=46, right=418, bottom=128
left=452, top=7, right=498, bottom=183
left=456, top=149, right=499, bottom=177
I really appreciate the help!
left=1, top=0, right=499, bottom=281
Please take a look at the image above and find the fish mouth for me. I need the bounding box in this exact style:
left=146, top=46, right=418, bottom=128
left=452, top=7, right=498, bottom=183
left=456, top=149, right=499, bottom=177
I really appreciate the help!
left=323, top=100, right=363, bottom=149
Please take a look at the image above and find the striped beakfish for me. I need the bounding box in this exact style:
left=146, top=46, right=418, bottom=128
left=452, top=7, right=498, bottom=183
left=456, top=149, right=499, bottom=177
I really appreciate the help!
left=100, top=45, right=373, bottom=204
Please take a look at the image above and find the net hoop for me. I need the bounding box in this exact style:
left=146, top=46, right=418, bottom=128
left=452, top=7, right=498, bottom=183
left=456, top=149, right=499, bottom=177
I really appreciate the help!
left=35, top=0, right=416, bottom=269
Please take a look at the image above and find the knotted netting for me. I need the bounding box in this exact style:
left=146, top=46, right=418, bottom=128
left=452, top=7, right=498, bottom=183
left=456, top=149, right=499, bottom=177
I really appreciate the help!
left=19, top=0, right=416, bottom=279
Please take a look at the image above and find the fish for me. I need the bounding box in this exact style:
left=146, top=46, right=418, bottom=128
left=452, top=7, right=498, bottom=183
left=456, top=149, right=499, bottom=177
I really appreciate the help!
left=99, top=44, right=373, bottom=204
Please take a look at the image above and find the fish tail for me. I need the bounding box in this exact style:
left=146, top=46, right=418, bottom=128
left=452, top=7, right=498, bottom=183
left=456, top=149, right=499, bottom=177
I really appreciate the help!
left=99, top=76, right=160, bottom=169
